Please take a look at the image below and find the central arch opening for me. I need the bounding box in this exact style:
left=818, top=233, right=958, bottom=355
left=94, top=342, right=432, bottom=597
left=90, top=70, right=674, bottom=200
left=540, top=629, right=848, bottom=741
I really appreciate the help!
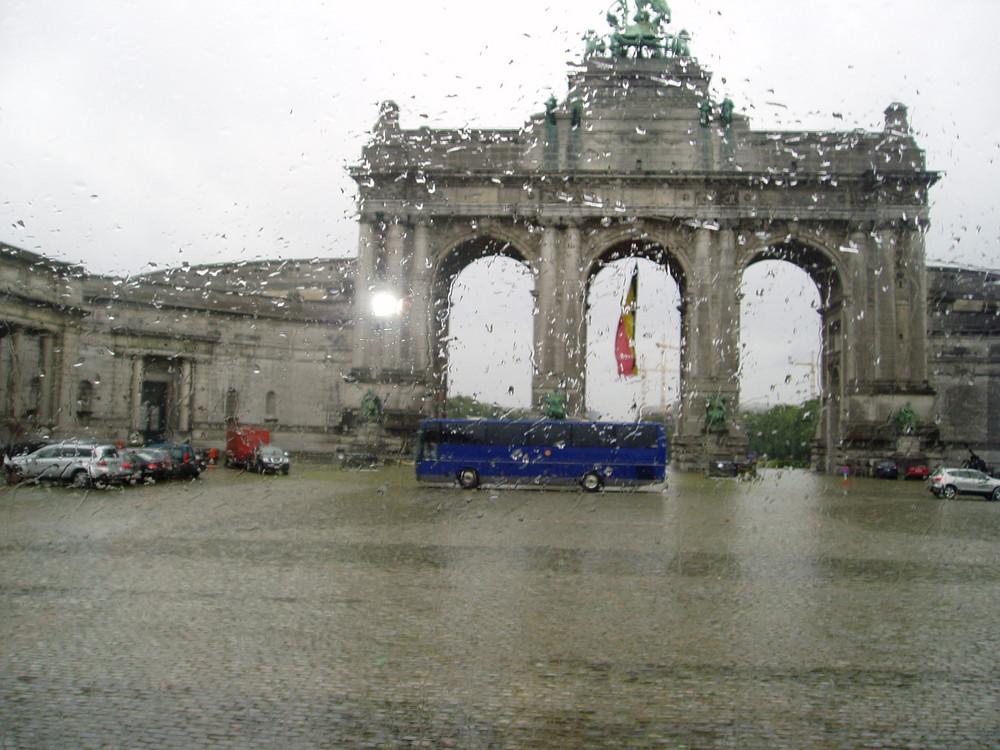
left=447, top=255, right=534, bottom=410
left=585, top=248, right=682, bottom=422
left=739, top=260, right=822, bottom=409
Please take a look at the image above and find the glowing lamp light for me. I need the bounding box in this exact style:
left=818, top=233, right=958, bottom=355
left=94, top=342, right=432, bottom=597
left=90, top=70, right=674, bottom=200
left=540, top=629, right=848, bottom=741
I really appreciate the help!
left=371, top=290, right=403, bottom=318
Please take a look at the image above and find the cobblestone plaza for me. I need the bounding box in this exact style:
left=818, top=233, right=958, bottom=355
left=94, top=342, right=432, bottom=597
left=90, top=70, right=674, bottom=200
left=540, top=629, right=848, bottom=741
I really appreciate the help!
left=1, top=467, right=998, bottom=748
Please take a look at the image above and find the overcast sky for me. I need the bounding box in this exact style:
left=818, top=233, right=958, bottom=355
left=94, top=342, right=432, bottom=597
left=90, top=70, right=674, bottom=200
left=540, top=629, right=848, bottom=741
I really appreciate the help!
left=2, top=0, right=996, bottom=413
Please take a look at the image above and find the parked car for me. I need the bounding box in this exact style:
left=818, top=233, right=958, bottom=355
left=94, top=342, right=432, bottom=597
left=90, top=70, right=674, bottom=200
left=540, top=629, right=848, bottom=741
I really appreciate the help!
left=3, top=442, right=128, bottom=488
left=121, top=448, right=174, bottom=483
left=904, top=464, right=930, bottom=480
left=253, top=444, right=290, bottom=475
left=2, top=440, right=51, bottom=459
left=927, top=467, right=1000, bottom=501
left=874, top=460, right=899, bottom=479
left=192, top=448, right=209, bottom=474
left=147, top=443, right=202, bottom=479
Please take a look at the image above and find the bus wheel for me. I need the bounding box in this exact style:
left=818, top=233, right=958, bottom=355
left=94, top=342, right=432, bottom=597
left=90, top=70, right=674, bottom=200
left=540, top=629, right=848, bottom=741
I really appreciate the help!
left=581, top=472, right=603, bottom=492
left=457, top=468, right=479, bottom=490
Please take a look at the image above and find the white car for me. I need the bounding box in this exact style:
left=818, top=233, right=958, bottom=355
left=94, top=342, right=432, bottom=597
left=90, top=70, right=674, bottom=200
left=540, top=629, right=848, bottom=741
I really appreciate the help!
left=927, top=467, right=1000, bottom=501
left=4, top=442, right=128, bottom=488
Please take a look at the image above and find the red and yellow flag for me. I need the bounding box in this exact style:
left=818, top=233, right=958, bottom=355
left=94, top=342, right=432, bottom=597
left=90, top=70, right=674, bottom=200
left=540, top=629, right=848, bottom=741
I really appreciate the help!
left=615, top=265, right=638, bottom=376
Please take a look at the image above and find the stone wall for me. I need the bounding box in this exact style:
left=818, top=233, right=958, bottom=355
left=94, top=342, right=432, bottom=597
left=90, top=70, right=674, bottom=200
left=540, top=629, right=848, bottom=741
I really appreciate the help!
left=927, top=265, right=1000, bottom=467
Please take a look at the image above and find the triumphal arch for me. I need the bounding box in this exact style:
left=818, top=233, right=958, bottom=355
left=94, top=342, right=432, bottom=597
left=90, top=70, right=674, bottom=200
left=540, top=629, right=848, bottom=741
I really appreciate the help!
left=349, top=3, right=938, bottom=472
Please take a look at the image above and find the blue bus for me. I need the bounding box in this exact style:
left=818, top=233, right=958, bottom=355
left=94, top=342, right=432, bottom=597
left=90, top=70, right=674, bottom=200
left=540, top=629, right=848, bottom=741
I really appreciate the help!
left=415, top=419, right=668, bottom=491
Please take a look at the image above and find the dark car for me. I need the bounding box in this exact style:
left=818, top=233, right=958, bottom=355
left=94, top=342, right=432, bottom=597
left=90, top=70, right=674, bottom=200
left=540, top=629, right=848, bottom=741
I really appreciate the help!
left=122, top=448, right=174, bottom=483
left=874, top=461, right=898, bottom=479
left=147, top=443, right=202, bottom=479
left=253, top=444, right=291, bottom=475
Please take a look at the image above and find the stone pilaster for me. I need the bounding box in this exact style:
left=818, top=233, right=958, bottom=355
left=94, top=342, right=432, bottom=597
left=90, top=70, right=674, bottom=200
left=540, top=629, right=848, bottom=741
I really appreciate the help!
left=178, top=359, right=193, bottom=435
left=38, top=333, right=54, bottom=425
left=409, top=220, right=432, bottom=373
left=532, top=223, right=560, bottom=409
left=353, top=220, right=376, bottom=371
left=129, top=355, right=144, bottom=437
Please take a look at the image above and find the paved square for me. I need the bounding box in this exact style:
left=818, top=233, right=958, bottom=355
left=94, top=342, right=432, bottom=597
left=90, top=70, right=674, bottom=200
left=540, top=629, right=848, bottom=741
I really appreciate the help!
left=2, top=467, right=998, bottom=747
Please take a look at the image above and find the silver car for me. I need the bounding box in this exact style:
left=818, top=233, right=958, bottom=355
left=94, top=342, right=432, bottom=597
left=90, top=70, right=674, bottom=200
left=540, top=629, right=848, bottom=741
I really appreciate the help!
left=4, top=442, right=128, bottom=488
left=927, top=467, right=1000, bottom=501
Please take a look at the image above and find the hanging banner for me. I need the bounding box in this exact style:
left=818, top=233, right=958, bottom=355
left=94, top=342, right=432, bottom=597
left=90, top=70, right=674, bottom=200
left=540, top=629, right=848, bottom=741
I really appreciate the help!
left=615, top=264, right=638, bottom=377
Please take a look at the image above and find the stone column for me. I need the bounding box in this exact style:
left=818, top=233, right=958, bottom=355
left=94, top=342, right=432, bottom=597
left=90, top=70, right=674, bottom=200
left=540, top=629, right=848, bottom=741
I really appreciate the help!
left=178, top=359, right=193, bottom=435
left=410, top=220, right=432, bottom=374
left=714, top=228, right=741, bottom=393
left=680, top=227, right=713, bottom=430
left=2, top=329, right=20, bottom=424
left=531, top=223, right=559, bottom=409
left=53, top=328, right=78, bottom=435
left=875, top=225, right=898, bottom=382
left=900, top=225, right=929, bottom=384
left=38, top=333, right=54, bottom=424
left=561, top=222, right=586, bottom=415
left=384, top=220, right=406, bottom=370
left=130, top=355, right=144, bottom=437
left=353, top=220, right=376, bottom=371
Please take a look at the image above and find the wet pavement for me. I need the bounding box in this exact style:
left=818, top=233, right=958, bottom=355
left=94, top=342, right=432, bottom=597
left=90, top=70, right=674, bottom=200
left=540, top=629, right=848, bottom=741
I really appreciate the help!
left=1, top=466, right=999, bottom=748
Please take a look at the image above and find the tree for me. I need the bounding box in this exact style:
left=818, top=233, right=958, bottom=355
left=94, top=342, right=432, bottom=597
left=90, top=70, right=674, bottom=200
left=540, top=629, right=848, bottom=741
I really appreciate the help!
left=741, top=399, right=819, bottom=465
left=446, top=396, right=530, bottom=421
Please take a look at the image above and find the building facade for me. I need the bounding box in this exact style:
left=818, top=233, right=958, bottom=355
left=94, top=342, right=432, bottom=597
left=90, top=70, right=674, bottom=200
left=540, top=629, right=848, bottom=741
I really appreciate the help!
left=1, top=244, right=356, bottom=457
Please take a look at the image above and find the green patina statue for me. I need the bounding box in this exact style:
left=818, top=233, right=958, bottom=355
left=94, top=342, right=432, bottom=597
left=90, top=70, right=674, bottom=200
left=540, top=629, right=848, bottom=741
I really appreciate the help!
left=360, top=388, right=384, bottom=423
left=605, top=0, right=672, bottom=59
left=705, top=395, right=727, bottom=433
left=543, top=390, right=568, bottom=420
left=698, top=97, right=713, bottom=127
left=545, top=95, right=558, bottom=126
left=582, top=29, right=606, bottom=58
left=892, top=402, right=917, bottom=435
left=720, top=98, right=735, bottom=127
left=669, top=28, right=691, bottom=56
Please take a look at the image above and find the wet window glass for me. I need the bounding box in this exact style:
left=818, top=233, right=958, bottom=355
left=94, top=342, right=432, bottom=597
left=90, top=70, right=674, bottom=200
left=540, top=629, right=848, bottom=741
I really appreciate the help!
left=2, top=2, right=998, bottom=747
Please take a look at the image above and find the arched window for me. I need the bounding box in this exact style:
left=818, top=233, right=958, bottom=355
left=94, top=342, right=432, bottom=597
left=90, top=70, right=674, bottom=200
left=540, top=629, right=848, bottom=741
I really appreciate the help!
left=77, top=380, right=94, bottom=419
left=265, top=391, right=277, bottom=423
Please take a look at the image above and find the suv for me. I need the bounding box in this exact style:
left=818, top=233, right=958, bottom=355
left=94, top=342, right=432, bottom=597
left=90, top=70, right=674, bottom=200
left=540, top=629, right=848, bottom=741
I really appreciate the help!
left=928, top=467, right=1000, bottom=501
left=253, top=444, right=290, bottom=475
left=4, top=442, right=127, bottom=488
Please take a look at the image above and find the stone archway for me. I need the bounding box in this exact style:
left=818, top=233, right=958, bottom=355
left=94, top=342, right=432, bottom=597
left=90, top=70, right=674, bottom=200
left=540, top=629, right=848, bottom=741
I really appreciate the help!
left=350, top=40, right=937, bottom=472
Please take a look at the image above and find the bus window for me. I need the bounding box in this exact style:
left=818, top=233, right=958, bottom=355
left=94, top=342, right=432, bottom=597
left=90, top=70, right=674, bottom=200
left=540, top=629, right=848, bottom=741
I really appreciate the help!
left=618, top=424, right=661, bottom=449
left=486, top=422, right=524, bottom=448
left=524, top=423, right=572, bottom=447
left=571, top=423, right=618, bottom=448
left=441, top=421, right=485, bottom=444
